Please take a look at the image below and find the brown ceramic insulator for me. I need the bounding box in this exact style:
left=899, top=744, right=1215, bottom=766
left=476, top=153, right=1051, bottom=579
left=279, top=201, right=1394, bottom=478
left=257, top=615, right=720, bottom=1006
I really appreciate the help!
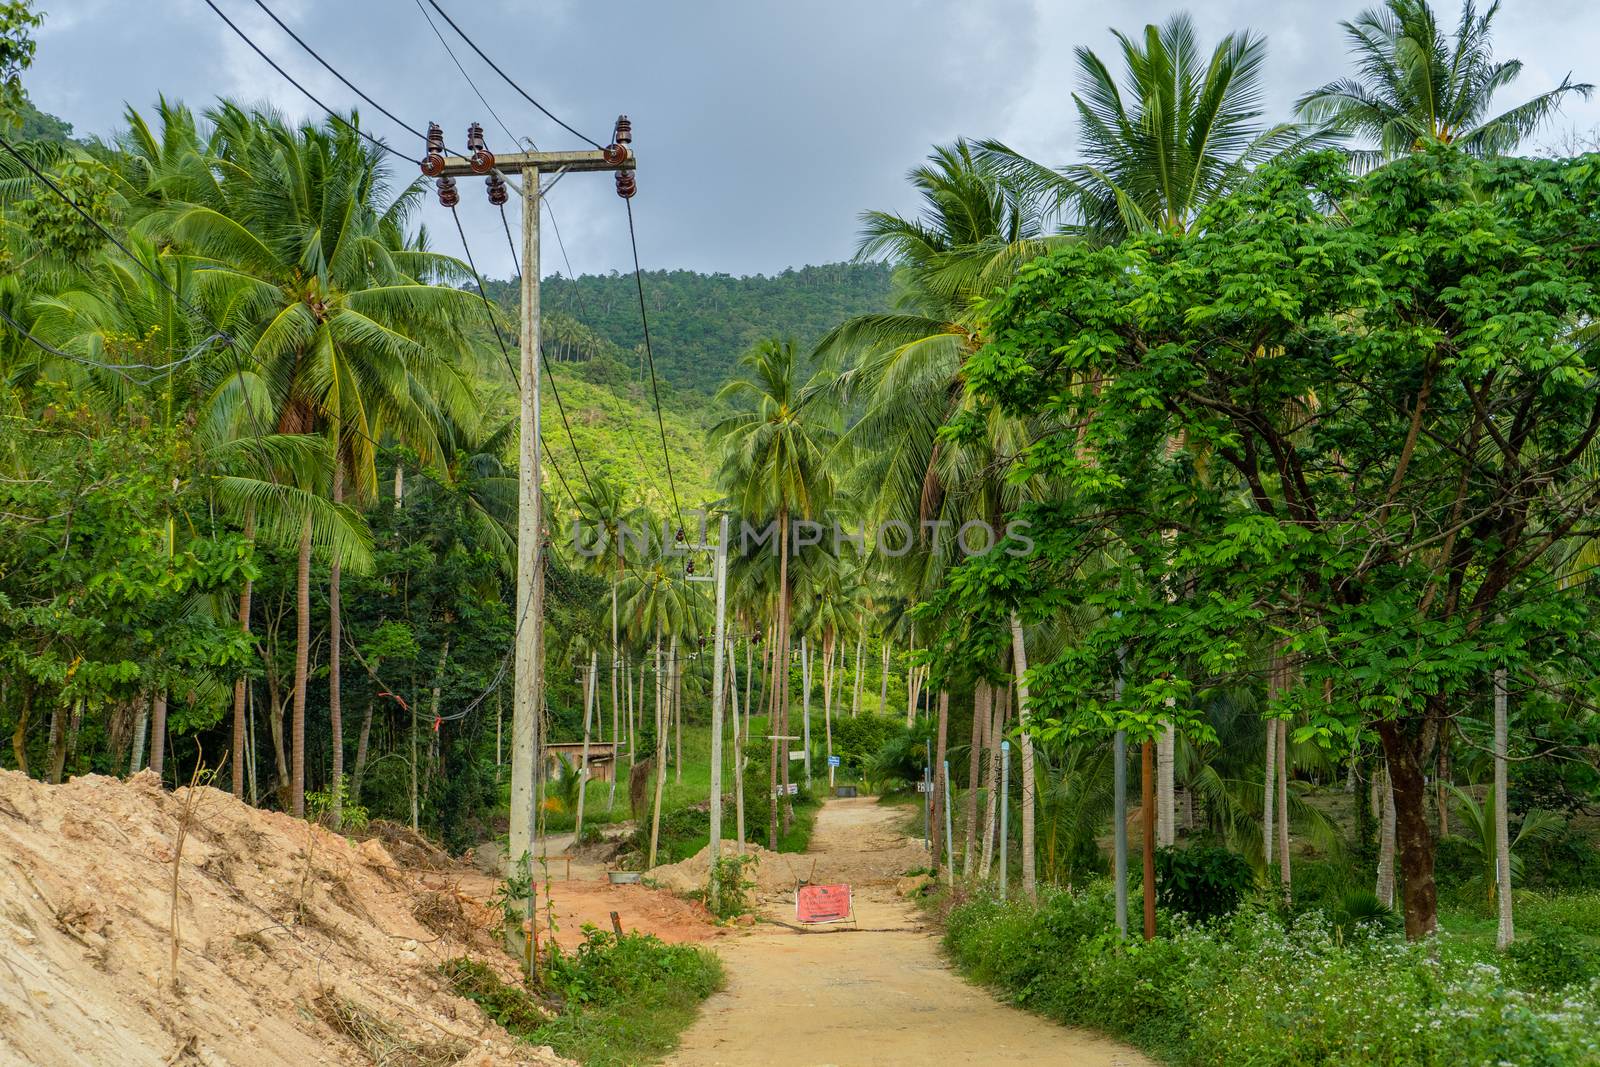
left=435, top=176, right=459, bottom=208
left=602, top=142, right=630, bottom=165
left=614, top=170, right=636, bottom=199
left=613, top=115, right=632, bottom=145
left=486, top=172, right=509, bottom=206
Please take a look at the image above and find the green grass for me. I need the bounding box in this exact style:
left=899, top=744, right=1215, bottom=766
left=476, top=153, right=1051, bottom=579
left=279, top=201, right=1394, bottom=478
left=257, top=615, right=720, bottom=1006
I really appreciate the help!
left=441, top=928, right=725, bottom=1067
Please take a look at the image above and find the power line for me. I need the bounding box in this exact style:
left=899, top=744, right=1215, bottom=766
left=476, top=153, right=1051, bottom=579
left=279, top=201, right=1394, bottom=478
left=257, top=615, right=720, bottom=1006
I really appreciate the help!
left=623, top=198, right=685, bottom=526
left=202, top=0, right=420, bottom=166
left=411, top=0, right=526, bottom=153
left=420, top=0, right=605, bottom=150
left=248, top=0, right=426, bottom=142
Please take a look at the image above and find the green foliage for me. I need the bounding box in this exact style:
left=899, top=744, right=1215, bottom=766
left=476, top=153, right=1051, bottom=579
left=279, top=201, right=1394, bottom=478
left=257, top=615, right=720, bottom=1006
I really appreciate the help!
left=1154, top=846, right=1254, bottom=922
left=1505, top=927, right=1600, bottom=992
left=534, top=928, right=725, bottom=1067
left=945, top=887, right=1600, bottom=1065
left=829, top=713, right=901, bottom=775
left=305, top=776, right=369, bottom=832
left=0, top=0, right=40, bottom=124
left=708, top=852, right=757, bottom=919
left=438, top=957, right=549, bottom=1034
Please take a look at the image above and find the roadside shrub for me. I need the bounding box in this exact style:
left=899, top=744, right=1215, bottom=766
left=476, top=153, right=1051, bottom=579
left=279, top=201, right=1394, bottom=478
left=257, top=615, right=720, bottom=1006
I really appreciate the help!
left=1506, top=927, right=1600, bottom=991
left=548, top=927, right=723, bottom=1008
left=943, top=884, right=1600, bottom=1066
left=1154, top=845, right=1253, bottom=921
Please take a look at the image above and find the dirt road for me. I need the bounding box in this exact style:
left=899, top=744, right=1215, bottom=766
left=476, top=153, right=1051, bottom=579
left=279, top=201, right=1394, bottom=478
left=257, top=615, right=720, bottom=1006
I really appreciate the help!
left=666, top=797, right=1153, bottom=1067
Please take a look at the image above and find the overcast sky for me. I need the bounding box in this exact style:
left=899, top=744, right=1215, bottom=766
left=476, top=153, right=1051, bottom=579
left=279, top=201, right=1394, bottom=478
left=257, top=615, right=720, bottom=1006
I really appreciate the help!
left=27, top=0, right=1600, bottom=280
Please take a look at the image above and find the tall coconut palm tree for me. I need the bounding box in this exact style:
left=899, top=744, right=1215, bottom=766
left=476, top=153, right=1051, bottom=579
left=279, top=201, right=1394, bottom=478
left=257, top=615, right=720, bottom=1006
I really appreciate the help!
left=980, top=14, right=1310, bottom=240
left=574, top=474, right=643, bottom=807
left=713, top=338, right=838, bottom=847
left=1296, top=0, right=1592, bottom=165
left=148, top=104, right=480, bottom=816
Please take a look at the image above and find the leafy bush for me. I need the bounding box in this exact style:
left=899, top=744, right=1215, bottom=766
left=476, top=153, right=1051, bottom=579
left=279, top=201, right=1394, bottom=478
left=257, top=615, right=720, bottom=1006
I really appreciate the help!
left=708, top=853, right=757, bottom=919
left=944, top=884, right=1600, bottom=1066
left=1506, top=927, right=1600, bottom=992
left=547, top=927, right=723, bottom=1008
left=1154, top=846, right=1253, bottom=921
left=830, top=714, right=902, bottom=774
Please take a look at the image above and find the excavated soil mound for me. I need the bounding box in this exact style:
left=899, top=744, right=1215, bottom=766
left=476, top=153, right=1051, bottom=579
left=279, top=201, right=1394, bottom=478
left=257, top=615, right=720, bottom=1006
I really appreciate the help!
left=0, top=770, right=571, bottom=1067
left=648, top=841, right=808, bottom=899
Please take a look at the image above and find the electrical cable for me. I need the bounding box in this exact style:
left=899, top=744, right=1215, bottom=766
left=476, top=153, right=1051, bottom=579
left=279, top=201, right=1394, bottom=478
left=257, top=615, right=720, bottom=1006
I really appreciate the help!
left=248, top=0, right=426, bottom=141
left=623, top=198, right=684, bottom=527
left=421, top=0, right=605, bottom=150
left=410, top=0, right=526, bottom=152
left=202, top=0, right=420, bottom=165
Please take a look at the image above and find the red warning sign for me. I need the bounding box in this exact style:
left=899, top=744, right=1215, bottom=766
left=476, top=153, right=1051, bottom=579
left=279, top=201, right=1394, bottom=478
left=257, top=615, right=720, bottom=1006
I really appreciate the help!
left=796, top=883, right=853, bottom=924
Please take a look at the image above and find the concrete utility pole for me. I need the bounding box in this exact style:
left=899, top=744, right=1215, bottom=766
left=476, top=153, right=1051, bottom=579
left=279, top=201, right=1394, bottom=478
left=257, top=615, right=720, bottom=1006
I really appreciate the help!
left=707, top=515, right=730, bottom=887
left=428, top=121, right=637, bottom=885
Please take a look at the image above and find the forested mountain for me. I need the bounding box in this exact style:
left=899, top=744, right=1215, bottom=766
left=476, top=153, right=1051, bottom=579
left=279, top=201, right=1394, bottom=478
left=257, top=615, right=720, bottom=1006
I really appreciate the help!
left=482, top=261, right=894, bottom=395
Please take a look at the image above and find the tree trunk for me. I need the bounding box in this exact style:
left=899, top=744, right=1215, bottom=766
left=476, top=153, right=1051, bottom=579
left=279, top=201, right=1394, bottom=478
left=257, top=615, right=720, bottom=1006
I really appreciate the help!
left=1436, top=733, right=1451, bottom=838
left=776, top=511, right=793, bottom=834
left=1157, top=715, right=1174, bottom=847
left=1494, top=661, right=1513, bottom=949
left=12, top=684, right=31, bottom=776
left=1277, top=717, right=1291, bottom=904
left=291, top=514, right=312, bottom=818
left=1377, top=719, right=1439, bottom=939
left=728, top=651, right=746, bottom=854
left=1375, top=761, right=1396, bottom=909
left=149, top=690, right=168, bottom=782
left=328, top=464, right=344, bottom=827
left=648, top=624, right=667, bottom=867
left=880, top=639, right=891, bottom=718
left=930, top=689, right=951, bottom=880
left=128, top=695, right=149, bottom=776
left=232, top=508, right=256, bottom=797
left=801, top=636, right=814, bottom=787
left=1263, top=705, right=1277, bottom=869
left=575, top=650, right=597, bottom=841
left=822, top=634, right=835, bottom=788
left=1141, top=738, right=1157, bottom=940
left=980, top=681, right=1006, bottom=879
left=673, top=636, right=683, bottom=785
left=851, top=630, right=864, bottom=718
left=610, top=578, right=620, bottom=811
left=963, top=680, right=988, bottom=876
left=351, top=696, right=374, bottom=805
left=47, top=701, right=67, bottom=784
left=1007, top=612, right=1038, bottom=901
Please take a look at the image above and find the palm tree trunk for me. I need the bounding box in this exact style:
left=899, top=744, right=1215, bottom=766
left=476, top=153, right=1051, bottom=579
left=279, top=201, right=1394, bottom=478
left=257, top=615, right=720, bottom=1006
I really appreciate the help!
left=231, top=508, right=256, bottom=797
left=575, top=650, right=597, bottom=841
left=148, top=690, right=168, bottom=782
left=963, top=680, right=989, bottom=876
left=673, top=635, right=683, bottom=785
left=744, top=637, right=754, bottom=738
left=1277, top=717, right=1291, bottom=904
left=820, top=636, right=832, bottom=788
left=648, top=625, right=667, bottom=867
left=904, top=651, right=917, bottom=726
left=801, top=636, right=814, bottom=787
left=610, top=579, right=620, bottom=810
left=291, top=513, right=312, bottom=818
left=1141, top=738, right=1156, bottom=939
left=47, top=701, right=68, bottom=784
left=1263, top=712, right=1277, bottom=869
left=1494, top=659, right=1513, bottom=949
left=351, top=696, right=374, bottom=805
left=777, top=510, right=793, bottom=834
left=728, top=651, right=746, bottom=854
left=11, top=684, right=31, bottom=776
left=979, top=681, right=1004, bottom=879
left=930, top=689, right=951, bottom=880
left=127, top=692, right=146, bottom=776
left=1007, top=612, right=1038, bottom=901
left=1157, top=712, right=1175, bottom=846
left=328, top=463, right=344, bottom=828
left=1376, top=761, right=1396, bottom=909
left=880, top=639, right=891, bottom=717
left=851, top=631, right=864, bottom=718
